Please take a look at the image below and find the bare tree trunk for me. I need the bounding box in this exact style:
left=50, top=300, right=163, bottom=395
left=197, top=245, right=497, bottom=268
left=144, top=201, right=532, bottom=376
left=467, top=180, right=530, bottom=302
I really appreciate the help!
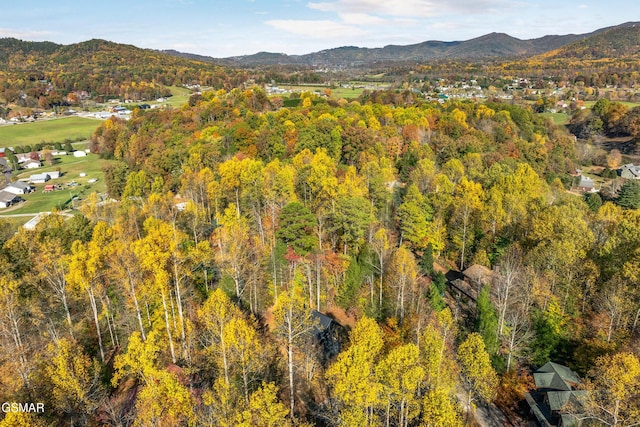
left=88, top=288, right=105, bottom=363
left=161, top=292, right=176, bottom=363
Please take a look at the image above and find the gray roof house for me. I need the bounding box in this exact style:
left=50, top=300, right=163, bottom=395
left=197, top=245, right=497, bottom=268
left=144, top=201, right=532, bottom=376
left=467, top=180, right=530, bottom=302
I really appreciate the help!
left=0, top=190, right=18, bottom=208
left=5, top=181, right=34, bottom=195
left=525, top=362, right=587, bottom=427
left=576, top=175, right=595, bottom=192
left=620, top=163, right=640, bottom=180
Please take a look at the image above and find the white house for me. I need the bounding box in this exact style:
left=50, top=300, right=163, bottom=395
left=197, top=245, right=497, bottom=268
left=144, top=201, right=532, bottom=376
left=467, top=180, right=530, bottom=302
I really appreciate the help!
left=73, top=151, right=87, bottom=157
left=22, top=159, right=41, bottom=169
left=0, top=190, right=18, bottom=208
left=29, top=173, right=50, bottom=184
left=47, top=171, right=61, bottom=179
left=4, top=181, right=34, bottom=195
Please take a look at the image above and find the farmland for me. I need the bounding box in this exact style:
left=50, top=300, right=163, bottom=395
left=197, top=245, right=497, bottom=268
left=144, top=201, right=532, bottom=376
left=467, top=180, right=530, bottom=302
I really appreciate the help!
left=0, top=116, right=100, bottom=148
left=1, top=153, right=116, bottom=215
left=279, top=82, right=391, bottom=99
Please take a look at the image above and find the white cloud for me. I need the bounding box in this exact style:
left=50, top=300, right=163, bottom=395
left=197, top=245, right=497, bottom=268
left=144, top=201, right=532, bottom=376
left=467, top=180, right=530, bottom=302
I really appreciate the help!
left=307, top=0, right=511, bottom=18
left=265, top=19, right=368, bottom=39
left=0, top=28, right=52, bottom=40
left=339, top=13, right=387, bottom=25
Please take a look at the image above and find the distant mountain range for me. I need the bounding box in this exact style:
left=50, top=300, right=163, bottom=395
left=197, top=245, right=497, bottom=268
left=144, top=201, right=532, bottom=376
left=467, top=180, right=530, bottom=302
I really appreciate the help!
left=163, top=22, right=640, bottom=68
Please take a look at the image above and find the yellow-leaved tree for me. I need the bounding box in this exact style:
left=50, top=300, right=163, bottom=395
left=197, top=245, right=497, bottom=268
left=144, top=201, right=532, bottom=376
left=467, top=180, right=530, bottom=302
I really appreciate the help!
left=112, top=331, right=196, bottom=427
left=456, top=332, right=498, bottom=414
left=581, top=352, right=640, bottom=426
left=44, top=338, right=103, bottom=424
left=376, top=343, right=424, bottom=427
left=235, top=382, right=291, bottom=427
left=326, top=316, right=384, bottom=426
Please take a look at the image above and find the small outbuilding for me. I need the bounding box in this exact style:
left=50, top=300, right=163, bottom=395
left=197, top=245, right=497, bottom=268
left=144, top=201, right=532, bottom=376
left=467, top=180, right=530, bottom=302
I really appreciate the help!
left=29, top=173, right=51, bottom=184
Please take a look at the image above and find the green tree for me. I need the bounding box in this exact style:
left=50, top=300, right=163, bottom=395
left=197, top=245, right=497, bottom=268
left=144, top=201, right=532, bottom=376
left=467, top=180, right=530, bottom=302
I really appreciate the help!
left=332, top=196, right=374, bottom=254
left=476, top=285, right=499, bottom=356
left=617, top=180, right=640, bottom=209
left=397, top=184, right=432, bottom=250
left=276, top=201, right=318, bottom=255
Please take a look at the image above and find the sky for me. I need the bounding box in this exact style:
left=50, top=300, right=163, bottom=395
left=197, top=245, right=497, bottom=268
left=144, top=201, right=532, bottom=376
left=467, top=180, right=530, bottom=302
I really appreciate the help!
left=1, top=0, right=638, bottom=58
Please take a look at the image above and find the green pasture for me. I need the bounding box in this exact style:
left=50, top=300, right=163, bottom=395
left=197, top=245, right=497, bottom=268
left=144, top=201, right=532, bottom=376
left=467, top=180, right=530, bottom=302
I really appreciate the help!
left=583, top=100, right=640, bottom=109
left=0, top=117, right=100, bottom=148
left=540, top=112, right=570, bottom=125
left=279, top=84, right=378, bottom=100
left=2, top=154, right=116, bottom=215
left=163, top=85, right=194, bottom=107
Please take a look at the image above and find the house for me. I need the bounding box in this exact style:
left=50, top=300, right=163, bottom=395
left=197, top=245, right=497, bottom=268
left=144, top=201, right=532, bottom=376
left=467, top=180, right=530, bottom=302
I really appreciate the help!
left=0, top=190, right=18, bottom=208
left=47, top=171, right=61, bottom=179
left=0, top=147, right=5, bottom=158
left=29, top=173, right=50, bottom=184
left=311, top=311, right=343, bottom=362
left=0, top=158, right=10, bottom=173
left=44, top=184, right=56, bottom=192
left=22, top=159, right=41, bottom=169
left=445, top=264, right=494, bottom=302
left=620, top=163, right=640, bottom=179
left=5, top=181, right=34, bottom=195
left=16, top=153, right=31, bottom=163
left=525, top=362, right=587, bottom=427
left=576, top=175, right=595, bottom=192
left=73, top=151, right=87, bottom=158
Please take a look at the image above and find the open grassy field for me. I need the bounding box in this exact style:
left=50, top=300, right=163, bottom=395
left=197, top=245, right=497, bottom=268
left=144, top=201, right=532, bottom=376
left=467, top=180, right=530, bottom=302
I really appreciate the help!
left=279, top=83, right=390, bottom=100
left=1, top=153, right=117, bottom=215
left=0, top=116, right=101, bottom=148
left=163, top=85, right=194, bottom=107
left=583, top=100, right=640, bottom=109
left=540, top=112, right=570, bottom=126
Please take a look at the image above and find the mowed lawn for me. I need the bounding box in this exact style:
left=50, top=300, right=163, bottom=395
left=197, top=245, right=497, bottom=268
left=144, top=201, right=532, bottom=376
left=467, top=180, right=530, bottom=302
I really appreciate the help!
left=163, top=85, right=194, bottom=107
left=540, top=112, right=570, bottom=126
left=1, top=153, right=117, bottom=215
left=0, top=116, right=101, bottom=148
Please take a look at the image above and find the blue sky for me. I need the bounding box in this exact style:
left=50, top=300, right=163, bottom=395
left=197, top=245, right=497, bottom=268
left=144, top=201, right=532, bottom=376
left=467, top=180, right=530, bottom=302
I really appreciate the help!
left=1, top=0, right=638, bottom=57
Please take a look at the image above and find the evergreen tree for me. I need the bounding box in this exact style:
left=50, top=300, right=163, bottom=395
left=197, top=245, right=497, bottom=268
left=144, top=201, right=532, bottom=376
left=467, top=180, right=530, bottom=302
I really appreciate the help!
left=429, top=271, right=447, bottom=312
left=419, top=242, right=434, bottom=276
left=617, top=180, right=640, bottom=209
left=476, top=285, right=499, bottom=356
left=584, top=192, right=602, bottom=212
left=276, top=202, right=317, bottom=255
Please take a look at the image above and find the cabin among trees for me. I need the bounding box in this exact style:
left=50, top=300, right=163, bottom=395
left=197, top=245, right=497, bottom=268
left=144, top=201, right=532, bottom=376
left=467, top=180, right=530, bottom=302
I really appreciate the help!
left=311, top=311, right=343, bottom=363
left=525, top=362, right=587, bottom=427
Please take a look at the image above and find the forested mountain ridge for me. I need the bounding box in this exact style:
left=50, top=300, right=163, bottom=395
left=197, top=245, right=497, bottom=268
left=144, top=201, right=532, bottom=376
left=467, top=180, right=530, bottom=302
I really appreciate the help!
left=165, top=21, right=638, bottom=67
left=0, top=38, right=248, bottom=107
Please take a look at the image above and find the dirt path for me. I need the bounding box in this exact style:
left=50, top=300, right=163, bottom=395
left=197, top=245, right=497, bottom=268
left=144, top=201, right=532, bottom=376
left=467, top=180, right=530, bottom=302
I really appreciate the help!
left=457, top=388, right=513, bottom=427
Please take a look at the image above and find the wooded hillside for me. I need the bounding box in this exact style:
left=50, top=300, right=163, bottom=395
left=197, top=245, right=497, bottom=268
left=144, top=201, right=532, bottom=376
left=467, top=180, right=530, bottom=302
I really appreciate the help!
left=1, top=87, right=639, bottom=426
